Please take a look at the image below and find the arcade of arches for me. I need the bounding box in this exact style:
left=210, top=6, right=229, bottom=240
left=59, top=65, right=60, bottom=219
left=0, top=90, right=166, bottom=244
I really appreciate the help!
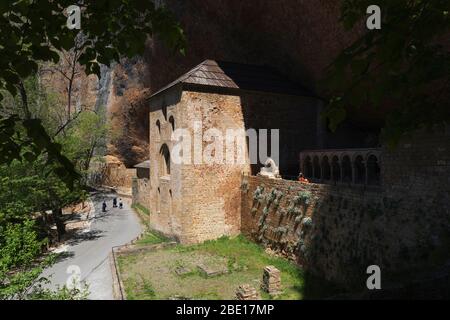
left=300, top=148, right=381, bottom=186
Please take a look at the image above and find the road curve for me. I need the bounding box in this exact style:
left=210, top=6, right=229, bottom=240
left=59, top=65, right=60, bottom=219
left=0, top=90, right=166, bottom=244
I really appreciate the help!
left=41, top=191, right=142, bottom=299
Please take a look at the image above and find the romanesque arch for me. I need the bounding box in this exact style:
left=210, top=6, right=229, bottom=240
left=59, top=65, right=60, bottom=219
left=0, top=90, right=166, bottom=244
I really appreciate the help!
left=299, top=148, right=381, bottom=186
left=159, top=144, right=171, bottom=176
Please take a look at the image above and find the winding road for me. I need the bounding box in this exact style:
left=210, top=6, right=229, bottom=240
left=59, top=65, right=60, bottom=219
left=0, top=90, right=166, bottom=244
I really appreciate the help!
left=41, top=191, right=142, bottom=300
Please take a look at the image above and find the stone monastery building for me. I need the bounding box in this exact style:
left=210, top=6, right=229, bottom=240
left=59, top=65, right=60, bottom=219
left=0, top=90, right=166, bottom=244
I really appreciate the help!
left=131, top=60, right=449, bottom=288
left=138, top=59, right=326, bottom=243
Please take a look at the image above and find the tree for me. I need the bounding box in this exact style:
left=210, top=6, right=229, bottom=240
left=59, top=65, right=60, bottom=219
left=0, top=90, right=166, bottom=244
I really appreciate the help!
left=61, top=107, right=109, bottom=173
left=0, top=219, right=52, bottom=299
left=0, top=157, right=87, bottom=241
left=0, top=218, right=89, bottom=300
left=324, top=0, right=450, bottom=146
left=0, top=0, right=186, bottom=186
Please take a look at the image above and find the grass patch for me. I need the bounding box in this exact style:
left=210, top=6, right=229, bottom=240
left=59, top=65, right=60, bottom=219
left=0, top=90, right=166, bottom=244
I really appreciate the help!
left=117, top=235, right=318, bottom=300
left=132, top=203, right=150, bottom=216
left=135, top=229, right=170, bottom=246
left=132, top=203, right=150, bottom=229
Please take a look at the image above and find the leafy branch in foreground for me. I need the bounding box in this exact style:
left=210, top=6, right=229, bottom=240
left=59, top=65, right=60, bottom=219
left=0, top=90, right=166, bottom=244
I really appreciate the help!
left=0, top=0, right=186, bottom=186
left=323, top=0, right=450, bottom=146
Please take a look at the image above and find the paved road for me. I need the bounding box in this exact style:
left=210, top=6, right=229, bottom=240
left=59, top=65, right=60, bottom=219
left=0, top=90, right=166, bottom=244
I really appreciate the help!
left=41, top=191, right=142, bottom=300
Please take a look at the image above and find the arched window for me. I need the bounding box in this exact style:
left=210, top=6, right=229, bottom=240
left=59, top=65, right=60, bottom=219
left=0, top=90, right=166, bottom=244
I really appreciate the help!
left=313, top=156, right=321, bottom=180
left=303, top=156, right=313, bottom=178
left=322, top=156, right=331, bottom=180
left=342, top=155, right=352, bottom=183
left=367, top=155, right=380, bottom=185
left=354, top=155, right=365, bottom=184
left=331, top=156, right=341, bottom=182
left=156, top=119, right=161, bottom=134
left=169, top=115, right=175, bottom=131
left=159, top=144, right=170, bottom=176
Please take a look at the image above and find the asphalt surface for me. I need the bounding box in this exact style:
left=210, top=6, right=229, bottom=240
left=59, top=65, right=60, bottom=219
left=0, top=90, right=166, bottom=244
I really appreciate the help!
left=41, top=192, right=142, bottom=300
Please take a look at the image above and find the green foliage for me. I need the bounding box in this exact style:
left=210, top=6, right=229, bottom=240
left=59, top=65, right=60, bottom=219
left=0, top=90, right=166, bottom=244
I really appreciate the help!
left=0, top=0, right=186, bottom=186
left=299, top=191, right=312, bottom=204
left=61, top=107, right=109, bottom=172
left=0, top=219, right=68, bottom=300
left=0, top=158, right=86, bottom=223
left=132, top=203, right=151, bottom=216
left=302, top=217, right=313, bottom=229
left=266, top=188, right=277, bottom=204
left=274, top=226, right=288, bottom=236
left=0, top=0, right=185, bottom=87
left=28, top=282, right=89, bottom=300
left=0, top=220, right=45, bottom=281
left=324, top=0, right=450, bottom=145
left=136, top=230, right=169, bottom=246
left=0, top=140, right=87, bottom=300
left=253, top=185, right=265, bottom=201
left=0, top=115, right=79, bottom=188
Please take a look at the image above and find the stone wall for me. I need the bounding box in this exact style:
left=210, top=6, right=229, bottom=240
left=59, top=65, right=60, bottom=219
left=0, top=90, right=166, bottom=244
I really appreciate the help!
left=147, top=86, right=320, bottom=244
left=241, top=127, right=450, bottom=289
left=148, top=86, right=184, bottom=241
left=89, top=159, right=136, bottom=190
left=132, top=177, right=151, bottom=210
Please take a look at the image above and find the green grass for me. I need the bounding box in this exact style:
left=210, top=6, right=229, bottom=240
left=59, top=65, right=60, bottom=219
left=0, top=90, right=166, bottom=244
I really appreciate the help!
left=173, top=235, right=304, bottom=299
left=132, top=203, right=151, bottom=229
left=117, top=235, right=316, bottom=300
left=132, top=203, right=150, bottom=216
left=135, top=229, right=170, bottom=246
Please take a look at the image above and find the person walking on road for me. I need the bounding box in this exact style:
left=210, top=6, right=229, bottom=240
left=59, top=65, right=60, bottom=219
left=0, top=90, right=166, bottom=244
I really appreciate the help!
left=113, top=197, right=117, bottom=208
left=102, top=201, right=107, bottom=212
left=119, top=199, right=123, bottom=209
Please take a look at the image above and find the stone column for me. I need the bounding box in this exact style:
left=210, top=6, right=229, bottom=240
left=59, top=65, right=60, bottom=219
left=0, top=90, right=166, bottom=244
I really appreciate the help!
left=351, top=162, right=356, bottom=185
left=364, top=159, right=369, bottom=185
left=261, top=266, right=282, bottom=295
left=319, top=158, right=325, bottom=182
left=236, top=284, right=259, bottom=300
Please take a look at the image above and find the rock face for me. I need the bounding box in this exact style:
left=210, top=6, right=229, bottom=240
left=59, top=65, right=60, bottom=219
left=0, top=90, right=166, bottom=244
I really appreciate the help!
left=146, top=0, right=359, bottom=95
left=106, top=57, right=151, bottom=167
left=106, top=1, right=381, bottom=165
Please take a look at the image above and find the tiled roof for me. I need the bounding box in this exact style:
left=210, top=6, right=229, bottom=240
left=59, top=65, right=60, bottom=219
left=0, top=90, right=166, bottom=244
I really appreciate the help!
left=149, top=60, right=312, bottom=98
left=134, top=160, right=150, bottom=169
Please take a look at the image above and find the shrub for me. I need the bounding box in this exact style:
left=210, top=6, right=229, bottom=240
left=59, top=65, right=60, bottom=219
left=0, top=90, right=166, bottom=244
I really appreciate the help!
left=302, top=217, right=313, bottom=228
left=298, top=191, right=312, bottom=205
left=253, top=186, right=265, bottom=201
